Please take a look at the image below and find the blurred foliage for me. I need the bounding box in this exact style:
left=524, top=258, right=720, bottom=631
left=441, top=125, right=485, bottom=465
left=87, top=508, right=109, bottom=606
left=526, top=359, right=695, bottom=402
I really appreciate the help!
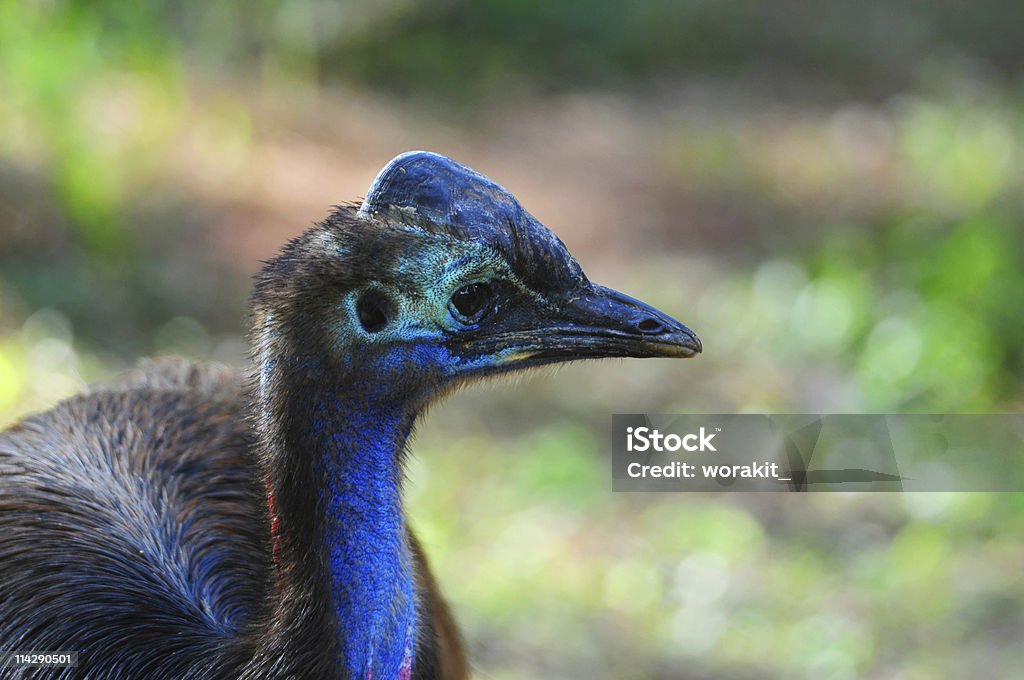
left=2, top=1, right=1024, bottom=679
left=335, top=0, right=1024, bottom=102
left=677, top=84, right=1024, bottom=411
left=0, top=0, right=252, bottom=354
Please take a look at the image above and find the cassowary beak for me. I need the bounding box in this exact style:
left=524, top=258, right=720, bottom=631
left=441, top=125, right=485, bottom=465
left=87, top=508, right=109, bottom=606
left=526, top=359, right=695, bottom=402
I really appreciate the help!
left=477, top=283, right=701, bottom=369
left=525, top=284, right=701, bottom=361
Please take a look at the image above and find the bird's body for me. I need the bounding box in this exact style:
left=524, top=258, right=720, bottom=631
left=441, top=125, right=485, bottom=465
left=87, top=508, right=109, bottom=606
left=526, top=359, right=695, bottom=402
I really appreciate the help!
left=0, top=362, right=268, bottom=678
left=0, top=152, right=699, bottom=679
left=0, top=359, right=465, bottom=679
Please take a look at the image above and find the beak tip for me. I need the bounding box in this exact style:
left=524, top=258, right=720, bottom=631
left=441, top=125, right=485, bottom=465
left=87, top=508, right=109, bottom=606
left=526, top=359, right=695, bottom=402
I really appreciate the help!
left=688, top=330, right=703, bottom=355
left=667, top=325, right=702, bottom=358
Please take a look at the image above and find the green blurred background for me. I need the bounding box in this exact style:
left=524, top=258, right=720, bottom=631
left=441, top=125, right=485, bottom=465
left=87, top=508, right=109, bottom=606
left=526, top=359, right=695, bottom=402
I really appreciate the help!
left=1, top=1, right=1023, bottom=678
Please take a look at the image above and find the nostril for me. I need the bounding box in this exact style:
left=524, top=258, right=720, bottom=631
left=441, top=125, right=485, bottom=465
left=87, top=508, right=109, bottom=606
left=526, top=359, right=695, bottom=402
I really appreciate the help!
left=636, top=316, right=665, bottom=334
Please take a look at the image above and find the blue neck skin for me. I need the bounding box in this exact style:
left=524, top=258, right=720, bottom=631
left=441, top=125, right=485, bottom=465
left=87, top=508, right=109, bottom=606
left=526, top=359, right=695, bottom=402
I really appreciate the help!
left=304, top=390, right=418, bottom=679
left=263, top=338, right=454, bottom=677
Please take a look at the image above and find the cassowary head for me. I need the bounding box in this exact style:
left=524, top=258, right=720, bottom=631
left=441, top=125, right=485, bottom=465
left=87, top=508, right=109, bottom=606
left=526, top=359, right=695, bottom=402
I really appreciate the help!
left=252, top=151, right=700, bottom=408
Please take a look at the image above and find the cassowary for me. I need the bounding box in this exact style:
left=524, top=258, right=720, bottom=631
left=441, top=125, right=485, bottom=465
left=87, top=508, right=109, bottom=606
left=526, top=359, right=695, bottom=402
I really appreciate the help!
left=0, top=151, right=700, bottom=679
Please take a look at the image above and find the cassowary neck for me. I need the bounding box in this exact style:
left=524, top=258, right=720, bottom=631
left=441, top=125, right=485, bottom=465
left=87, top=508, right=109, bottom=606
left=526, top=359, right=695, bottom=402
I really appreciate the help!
left=261, top=360, right=419, bottom=680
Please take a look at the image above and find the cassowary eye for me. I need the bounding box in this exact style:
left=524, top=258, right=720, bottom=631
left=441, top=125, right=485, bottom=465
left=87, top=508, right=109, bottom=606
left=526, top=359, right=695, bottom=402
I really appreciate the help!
left=356, top=290, right=392, bottom=333
left=449, top=282, right=494, bottom=323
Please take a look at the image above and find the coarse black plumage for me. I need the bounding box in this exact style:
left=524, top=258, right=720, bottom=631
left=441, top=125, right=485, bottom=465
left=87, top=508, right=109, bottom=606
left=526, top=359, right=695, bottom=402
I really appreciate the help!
left=0, top=151, right=700, bottom=679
